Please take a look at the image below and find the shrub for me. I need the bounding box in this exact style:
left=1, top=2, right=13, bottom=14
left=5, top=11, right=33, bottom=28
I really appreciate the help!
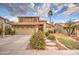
left=48, top=34, right=55, bottom=41
left=5, top=28, right=11, bottom=35
left=5, top=28, right=15, bottom=35
left=48, top=30, right=53, bottom=33
left=0, top=29, right=2, bottom=35
left=30, top=31, right=45, bottom=49
left=45, top=30, right=53, bottom=36
left=11, top=30, right=15, bottom=35
left=45, top=31, right=50, bottom=36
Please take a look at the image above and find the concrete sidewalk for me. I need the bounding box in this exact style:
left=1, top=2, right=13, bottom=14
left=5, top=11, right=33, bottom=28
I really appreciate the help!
left=0, top=50, right=79, bottom=55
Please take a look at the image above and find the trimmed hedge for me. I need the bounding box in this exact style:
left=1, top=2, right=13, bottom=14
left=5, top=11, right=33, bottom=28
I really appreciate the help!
left=30, top=31, right=45, bottom=49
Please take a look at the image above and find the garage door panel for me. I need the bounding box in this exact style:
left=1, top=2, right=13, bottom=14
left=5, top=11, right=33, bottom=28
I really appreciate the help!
left=15, top=28, right=35, bottom=35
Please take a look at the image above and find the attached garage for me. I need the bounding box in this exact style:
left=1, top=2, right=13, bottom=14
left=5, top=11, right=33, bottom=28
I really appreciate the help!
left=13, top=25, right=36, bottom=35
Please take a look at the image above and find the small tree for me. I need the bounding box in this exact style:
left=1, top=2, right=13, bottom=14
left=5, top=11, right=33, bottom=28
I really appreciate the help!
left=30, top=31, right=45, bottom=49
left=65, top=19, right=77, bottom=36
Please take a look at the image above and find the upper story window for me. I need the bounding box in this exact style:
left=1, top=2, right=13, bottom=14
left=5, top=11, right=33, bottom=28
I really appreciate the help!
left=19, top=18, right=23, bottom=22
left=33, top=18, right=38, bottom=22
left=18, top=17, right=39, bottom=23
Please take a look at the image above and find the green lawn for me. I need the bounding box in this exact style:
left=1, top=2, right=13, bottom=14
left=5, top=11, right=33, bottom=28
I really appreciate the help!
left=54, top=34, right=79, bottom=50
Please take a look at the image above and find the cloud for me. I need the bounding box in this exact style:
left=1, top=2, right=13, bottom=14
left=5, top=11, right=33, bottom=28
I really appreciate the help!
left=35, top=3, right=68, bottom=16
left=0, top=3, right=79, bottom=18
left=10, top=17, right=18, bottom=22
left=0, top=3, right=35, bottom=16
left=34, top=3, right=50, bottom=16
left=60, top=3, right=79, bottom=17
left=28, top=4, right=51, bottom=19
left=0, top=3, right=51, bottom=17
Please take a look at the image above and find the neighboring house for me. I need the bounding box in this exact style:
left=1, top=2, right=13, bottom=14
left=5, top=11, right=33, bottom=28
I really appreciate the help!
left=11, top=16, right=54, bottom=35
left=0, top=16, right=12, bottom=36
left=0, top=16, right=12, bottom=29
left=55, top=22, right=79, bottom=36
left=54, top=23, right=67, bottom=35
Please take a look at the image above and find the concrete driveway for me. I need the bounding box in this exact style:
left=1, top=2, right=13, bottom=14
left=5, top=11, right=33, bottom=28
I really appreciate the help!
left=0, top=35, right=31, bottom=54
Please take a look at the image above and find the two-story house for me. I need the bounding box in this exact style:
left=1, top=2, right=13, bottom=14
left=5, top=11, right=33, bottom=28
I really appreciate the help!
left=11, top=16, right=54, bottom=35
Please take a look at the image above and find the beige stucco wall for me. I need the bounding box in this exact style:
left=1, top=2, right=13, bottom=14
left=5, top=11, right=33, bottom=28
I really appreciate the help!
left=45, top=23, right=54, bottom=32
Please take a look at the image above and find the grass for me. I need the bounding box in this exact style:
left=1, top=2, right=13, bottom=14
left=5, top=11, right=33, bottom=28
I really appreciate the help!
left=54, top=34, right=79, bottom=50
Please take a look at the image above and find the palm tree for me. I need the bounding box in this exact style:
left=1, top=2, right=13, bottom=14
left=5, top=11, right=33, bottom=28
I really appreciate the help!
left=48, top=10, right=53, bottom=23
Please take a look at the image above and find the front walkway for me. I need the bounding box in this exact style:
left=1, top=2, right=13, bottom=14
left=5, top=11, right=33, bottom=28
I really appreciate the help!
left=45, top=39, right=58, bottom=50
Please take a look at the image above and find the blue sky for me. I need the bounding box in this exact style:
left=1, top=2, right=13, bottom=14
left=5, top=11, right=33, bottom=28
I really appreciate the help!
left=0, top=3, right=79, bottom=23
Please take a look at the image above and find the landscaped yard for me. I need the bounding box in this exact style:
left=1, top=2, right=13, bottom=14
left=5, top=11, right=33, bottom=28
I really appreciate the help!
left=54, top=34, right=79, bottom=50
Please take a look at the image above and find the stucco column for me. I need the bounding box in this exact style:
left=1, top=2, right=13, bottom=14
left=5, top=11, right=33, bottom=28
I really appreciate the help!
left=36, top=25, right=38, bottom=32
left=76, top=27, right=77, bottom=36
left=2, top=21, right=5, bottom=38
left=43, top=23, right=46, bottom=32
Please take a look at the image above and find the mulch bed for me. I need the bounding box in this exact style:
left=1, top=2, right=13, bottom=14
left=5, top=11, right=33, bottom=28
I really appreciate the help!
left=26, top=44, right=45, bottom=50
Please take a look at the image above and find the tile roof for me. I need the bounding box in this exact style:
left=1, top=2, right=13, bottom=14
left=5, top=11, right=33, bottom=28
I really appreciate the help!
left=17, top=16, right=39, bottom=18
